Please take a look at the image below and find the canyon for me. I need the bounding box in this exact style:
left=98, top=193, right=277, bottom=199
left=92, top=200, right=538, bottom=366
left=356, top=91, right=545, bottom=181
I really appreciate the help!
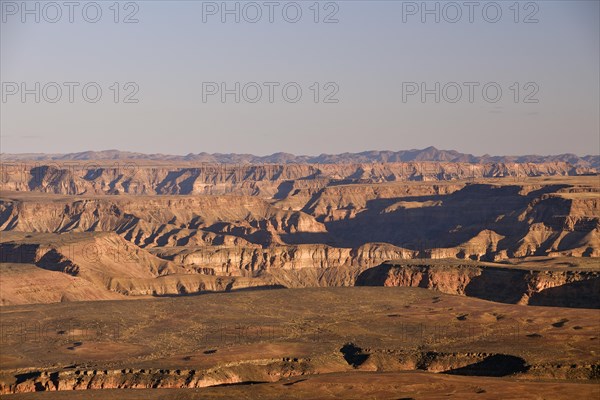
left=0, top=166, right=598, bottom=304
left=0, top=155, right=598, bottom=397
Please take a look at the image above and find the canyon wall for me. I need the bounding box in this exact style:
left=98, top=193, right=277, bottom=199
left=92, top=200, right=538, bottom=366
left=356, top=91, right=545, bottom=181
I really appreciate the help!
left=0, top=161, right=593, bottom=196
left=0, top=167, right=597, bottom=305
left=356, top=262, right=600, bottom=308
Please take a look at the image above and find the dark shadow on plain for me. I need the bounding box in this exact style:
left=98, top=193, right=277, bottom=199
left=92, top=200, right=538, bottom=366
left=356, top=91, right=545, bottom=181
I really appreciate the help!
left=443, top=354, right=529, bottom=377
left=340, top=343, right=370, bottom=368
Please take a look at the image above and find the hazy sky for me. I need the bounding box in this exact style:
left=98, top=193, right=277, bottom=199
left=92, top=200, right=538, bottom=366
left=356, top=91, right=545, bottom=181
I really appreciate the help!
left=1, top=0, right=599, bottom=156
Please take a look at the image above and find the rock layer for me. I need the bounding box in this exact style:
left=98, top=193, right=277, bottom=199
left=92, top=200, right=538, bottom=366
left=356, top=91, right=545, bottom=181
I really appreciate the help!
left=356, top=262, right=600, bottom=308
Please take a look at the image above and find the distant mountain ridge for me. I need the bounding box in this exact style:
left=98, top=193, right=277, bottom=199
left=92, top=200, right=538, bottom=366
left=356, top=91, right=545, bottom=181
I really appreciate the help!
left=2, top=146, right=598, bottom=168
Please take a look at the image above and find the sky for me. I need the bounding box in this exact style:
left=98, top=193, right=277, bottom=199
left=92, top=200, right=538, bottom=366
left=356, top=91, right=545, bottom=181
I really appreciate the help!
left=1, top=0, right=599, bottom=156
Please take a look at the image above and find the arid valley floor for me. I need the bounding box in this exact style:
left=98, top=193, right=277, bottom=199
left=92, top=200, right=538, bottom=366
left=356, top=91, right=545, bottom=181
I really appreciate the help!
left=0, top=152, right=598, bottom=398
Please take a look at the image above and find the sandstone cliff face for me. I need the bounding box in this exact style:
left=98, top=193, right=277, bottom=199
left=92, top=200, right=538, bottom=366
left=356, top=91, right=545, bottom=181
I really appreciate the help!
left=106, top=274, right=273, bottom=296
left=511, top=194, right=600, bottom=257
left=0, top=232, right=178, bottom=280
left=0, top=196, right=326, bottom=248
left=2, top=349, right=597, bottom=394
left=154, top=243, right=416, bottom=277
left=0, top=161, right=590, bottom=196
left=1, top=180, right=598, bottom=274
left=300, top=183, right=465, bottom=221
left=0, top=173, right=598, bottom=305
left=2, top=364, right=296, bottom=393
left=356, top=263, right=600, bottom=308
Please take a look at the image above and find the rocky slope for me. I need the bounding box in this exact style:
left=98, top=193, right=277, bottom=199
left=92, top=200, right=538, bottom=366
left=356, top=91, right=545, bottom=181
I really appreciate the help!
left=0, top=263, right=125, bottom=305
left=0, top=232, right=278, bottom=304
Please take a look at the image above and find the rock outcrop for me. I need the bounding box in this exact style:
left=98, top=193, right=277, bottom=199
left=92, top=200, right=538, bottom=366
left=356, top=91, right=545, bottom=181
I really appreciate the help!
left=356, top=262, right=600, bottom=308
left=0, top=161, right=593, bottom=196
